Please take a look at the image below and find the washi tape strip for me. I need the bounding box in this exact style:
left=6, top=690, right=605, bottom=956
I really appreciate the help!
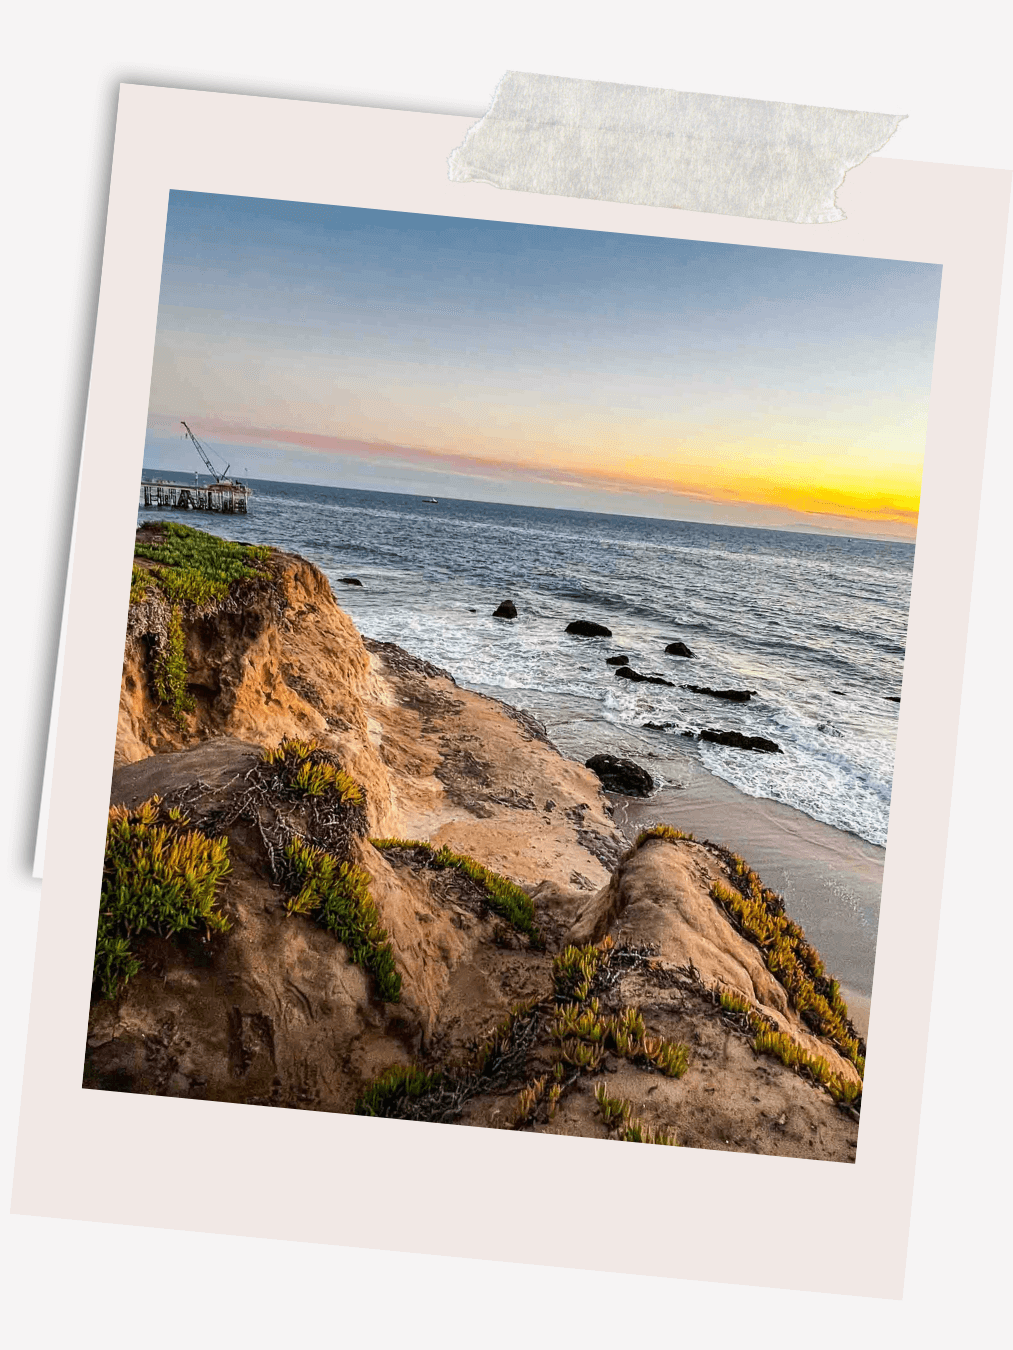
left=448, top=72, right=905, bottom=224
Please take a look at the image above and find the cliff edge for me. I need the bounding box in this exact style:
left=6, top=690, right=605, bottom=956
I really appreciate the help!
left=88, top=524, right=864, bottom=1161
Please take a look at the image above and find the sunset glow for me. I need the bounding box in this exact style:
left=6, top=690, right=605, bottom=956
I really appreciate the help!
left=144, top=194, right=942, bottom=539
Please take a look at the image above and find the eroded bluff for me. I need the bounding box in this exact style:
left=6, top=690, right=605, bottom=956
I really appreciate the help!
left=89, top=537, right=863, bottom=1161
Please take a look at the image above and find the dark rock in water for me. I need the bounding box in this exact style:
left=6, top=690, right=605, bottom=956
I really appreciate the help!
left=664, top=641, right=694, bottom=657
left=615, top=667, right=674, bottom=687
left=469, top=608, right=477, bottom=613
left=493, top=600, right=517, bottom=619
left=886, top=695, right=901, bottom=703
left=643, top=721, right=676, bottom=730
left=338, top=577, right=364, bottom=587
left=605, top=654, right=630, bottom=666
left=585, top=753, right=654, bottom=797
left=683, top=684, right=754, bottom=703
left=700, top=728, right=782, bottom=753
left=566, top=619, right=613, bottom=637
left=831, top=690, right=844, bottom=696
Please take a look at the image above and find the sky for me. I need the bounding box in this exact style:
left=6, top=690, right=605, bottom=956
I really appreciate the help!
left=143, top=191, right=943, bottom=540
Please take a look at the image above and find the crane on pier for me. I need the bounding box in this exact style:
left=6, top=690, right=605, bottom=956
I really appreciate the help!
left=180, top=420, right=236, bottom=485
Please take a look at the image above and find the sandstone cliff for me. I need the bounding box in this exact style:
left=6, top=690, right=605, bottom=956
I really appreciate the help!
left=88, top=526, right=864, bottom=1162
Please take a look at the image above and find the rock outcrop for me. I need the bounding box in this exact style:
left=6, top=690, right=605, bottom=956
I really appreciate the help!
left=605, top=654, right=630, bottom=666
left=565, top=619, right=612, bottom=637
left=615, top=667, right=674, bottom=687
left=684, top=685, right=755, bottom=703
left=700, top=728, right=782, bottom=753
left=585, top=753, right=654, bottom=797
left=493, top=600, right=517, bottom=619
left=664, top=641, right=694, bottom=657
left=119, top=539, right=397, bottom=833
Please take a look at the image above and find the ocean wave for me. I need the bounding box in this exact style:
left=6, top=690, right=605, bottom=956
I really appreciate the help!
left=139, top=485, right=911, bottom=848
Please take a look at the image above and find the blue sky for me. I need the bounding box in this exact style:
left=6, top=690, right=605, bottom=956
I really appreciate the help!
left=143, top=191, right=942, bottom=537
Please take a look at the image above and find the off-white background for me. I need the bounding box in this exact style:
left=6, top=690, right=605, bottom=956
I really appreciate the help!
left=2, top=2, right=1009, bottom=1345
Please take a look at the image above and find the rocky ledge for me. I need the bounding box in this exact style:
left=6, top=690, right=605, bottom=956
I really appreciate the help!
left=700, top=728, right=782, bottom=754
left=684, top=684, right=755, bottom=703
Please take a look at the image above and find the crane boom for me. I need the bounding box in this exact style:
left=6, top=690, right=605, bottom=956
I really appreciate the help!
left=180, top=420, right=230, bottom=483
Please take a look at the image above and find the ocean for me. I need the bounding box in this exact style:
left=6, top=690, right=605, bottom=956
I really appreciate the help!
left=138, top=478, right=914, bottom=850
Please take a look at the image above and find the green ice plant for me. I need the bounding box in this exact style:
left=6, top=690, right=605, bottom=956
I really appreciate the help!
left=594, top=1083, right=678, bottom=1145
left=370, top=838, right=541, bottom=942
left=262, top=739, right=364, bottom=804
left=354, top=1065, right=443, bottom=1117
left=710, top=871, right=864, bottom=1075
left=153, top=604, right=195, bottom=726
left=94, top=797, right=231, bottom=1000
left=134, top=522, right=272, bottom=606
left=281, top=836, right=401, bottom=1003
left=131, top=523, right=273, bottom=726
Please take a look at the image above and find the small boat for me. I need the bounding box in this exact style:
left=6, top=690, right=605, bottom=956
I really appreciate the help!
left=421, top=496, right=439, bottom=504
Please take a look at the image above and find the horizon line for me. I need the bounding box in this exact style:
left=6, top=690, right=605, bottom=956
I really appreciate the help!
left=139, top=462, right=918, bottom=546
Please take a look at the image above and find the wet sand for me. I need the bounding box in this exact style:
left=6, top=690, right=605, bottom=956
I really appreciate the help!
left=608, top=755, right=883, bottom=1040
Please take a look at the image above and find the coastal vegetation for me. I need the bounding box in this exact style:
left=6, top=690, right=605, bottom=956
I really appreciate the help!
left=594, top=1083, right=679, bottom=1145
left=472, top=1001, right=542, bottom=1077
left=715, top=986, right=862, bottom=1104
left=94, top=797, right=231, bottom=1001
left=352, top=936, right=690, bottom=1132
left=552, top=938, right=611, bottom=1002
left=512, top=1075, right=548, bottom=1126
left=550, top=942, right=690, bottom=1078
left=133, top=521, right=271, bottom=607
left=370, top=838, right=541, bottom=943
left=635, top=823, right=695, bottom=846
left=280, top=836, right=401, bottom=1003
left=129, top=522, right=273, bottom=725
left=751, top=1023, right=861, bottom=1104
left=153, top=606, right=195, bottom=726
left=718, top=990, right=752, bottom=1015
left=261, top=737, right=364, bottom=805
left=355, top=1064, right=444, bottom=1117
left=353, top=1000, right=543, bottom=1120
left=129, top=565, right=150, bottom=605
left=358, top=809, right=859, bottom=1122
left=710, top=857, right=864, bottom=1074
left=550, top=994, right=690, bottom=1077
left=632, top=827, right=865, bottom=1097
left=636, top=825, right=863, bottom=1074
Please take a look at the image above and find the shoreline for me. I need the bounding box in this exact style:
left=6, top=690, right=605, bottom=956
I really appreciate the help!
left=478, top=683, right=882, bottom=1036
left=388, top=662, right=883, bottom=1038
left=455, top=681, right=883, bottom=1040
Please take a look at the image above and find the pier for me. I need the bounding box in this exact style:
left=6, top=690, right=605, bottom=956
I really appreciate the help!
left=140, top=479, right=250, bottom=513
left=139, top=420, right=251, bottom=513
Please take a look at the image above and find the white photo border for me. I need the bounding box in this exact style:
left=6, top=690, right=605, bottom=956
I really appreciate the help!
left=13, top=84, right=1011, bottom=1298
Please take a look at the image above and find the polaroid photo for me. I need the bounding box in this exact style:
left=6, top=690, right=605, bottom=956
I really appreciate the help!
left=13, top=85, right=1010, bottom=1298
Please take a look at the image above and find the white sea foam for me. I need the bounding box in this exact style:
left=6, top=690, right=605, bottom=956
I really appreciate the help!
left=139, top=481, right=910, bottom=847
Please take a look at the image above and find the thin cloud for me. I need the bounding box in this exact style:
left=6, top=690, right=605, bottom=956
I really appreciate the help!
left=175, top=417, right=919, bottom=532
